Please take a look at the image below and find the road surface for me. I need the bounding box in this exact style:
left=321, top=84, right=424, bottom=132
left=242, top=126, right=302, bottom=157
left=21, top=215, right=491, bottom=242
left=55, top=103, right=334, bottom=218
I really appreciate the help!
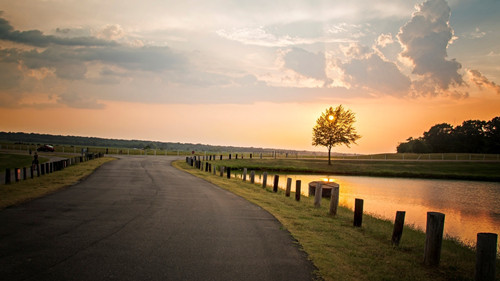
left=0, top=156, right=317, bottom=280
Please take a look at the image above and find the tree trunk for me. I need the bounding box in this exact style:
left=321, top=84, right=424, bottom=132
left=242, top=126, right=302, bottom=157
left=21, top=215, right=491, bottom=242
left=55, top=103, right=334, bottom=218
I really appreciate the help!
left=328, top=146, right=332, bottom=165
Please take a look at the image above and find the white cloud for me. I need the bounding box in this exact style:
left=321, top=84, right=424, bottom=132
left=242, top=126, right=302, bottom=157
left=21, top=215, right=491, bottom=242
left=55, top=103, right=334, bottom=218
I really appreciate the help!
left=398, top=0, right=464, bottom=96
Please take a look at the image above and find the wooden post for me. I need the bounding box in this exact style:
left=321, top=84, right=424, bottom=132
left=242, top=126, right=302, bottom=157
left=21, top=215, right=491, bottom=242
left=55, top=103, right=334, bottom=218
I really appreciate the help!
left=220, top=166, right=224, bottom=177
left=329, top=185, right=340, bottom=216
left=314, top=182, right=322, bottom=208
left=229, top=154, right=231, bottom=160
left=475, top=233, right=497, bottom=281
left=250, top=171, right=255, bottom=183
left=213, top=165, right=217, bottom=175
left=5, top=168, right=11, bottom=184
left=424, top=212, right=445, bottom=266
left=41, top=164, right=45, bottom=175
left=30, top=165, right=34, bottom=179
left=15, top=168, right=20, bottom=182
left=22, top=167, right=27, bottom=180
left=392, top=211, right=406, bottom=246
left=295, top=180, right=301, bottom=201
left=285, top=178, right=292, bottom=197
left=243, top=168, right=247, bottom=182
left=273, top=175, right=279, bottom=192
left=262, top=172, right=267, bottom=188
left=353, top=198, right=364, bottom=227
left=227, top=167, right=231, bottom=179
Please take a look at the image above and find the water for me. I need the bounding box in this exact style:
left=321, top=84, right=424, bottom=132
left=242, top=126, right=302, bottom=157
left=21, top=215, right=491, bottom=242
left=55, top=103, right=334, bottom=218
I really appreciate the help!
left=233, top=171, right=500, bottom=249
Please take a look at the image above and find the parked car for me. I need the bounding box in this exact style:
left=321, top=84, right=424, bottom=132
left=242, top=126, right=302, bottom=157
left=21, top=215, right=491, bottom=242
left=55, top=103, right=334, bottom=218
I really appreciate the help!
left=37, top=144, right=55, bottom=152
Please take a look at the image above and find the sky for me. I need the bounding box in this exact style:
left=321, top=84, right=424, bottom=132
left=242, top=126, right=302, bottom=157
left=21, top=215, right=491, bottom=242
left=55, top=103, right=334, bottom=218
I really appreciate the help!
left=0, top=0, right=499, bottom=154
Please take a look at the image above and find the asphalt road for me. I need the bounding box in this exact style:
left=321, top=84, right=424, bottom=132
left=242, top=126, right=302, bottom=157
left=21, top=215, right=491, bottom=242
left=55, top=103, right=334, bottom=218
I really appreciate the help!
left=0, top=156, right=317, bottom=281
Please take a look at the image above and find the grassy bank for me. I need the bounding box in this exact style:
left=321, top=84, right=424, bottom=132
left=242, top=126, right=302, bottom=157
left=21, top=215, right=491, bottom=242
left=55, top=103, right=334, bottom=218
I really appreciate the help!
left=207, top=158, right=500, bottom=181
left=0, top=157, right=115, bottom=209
left=174, top=160, right=499, bottom=281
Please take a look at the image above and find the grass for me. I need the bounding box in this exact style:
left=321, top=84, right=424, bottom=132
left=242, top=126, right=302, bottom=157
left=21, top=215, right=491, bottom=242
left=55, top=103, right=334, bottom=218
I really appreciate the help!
left=0, top=153, right=49, bottom=170
left=0, top=157, right=115, bottom=209
left=174, top=160, right=500, bottom=281
left=207, top=158, right=500, bottom=181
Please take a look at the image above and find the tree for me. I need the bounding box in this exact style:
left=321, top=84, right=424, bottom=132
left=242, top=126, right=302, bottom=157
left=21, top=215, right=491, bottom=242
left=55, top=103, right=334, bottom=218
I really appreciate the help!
left=312, top=105, right=361, bottom=165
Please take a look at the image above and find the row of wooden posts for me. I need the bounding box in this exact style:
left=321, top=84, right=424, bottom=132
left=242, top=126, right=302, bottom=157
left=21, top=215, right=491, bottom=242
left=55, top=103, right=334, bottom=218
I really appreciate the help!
left=3, top=153, right=104, bottom=185
left=187, top=156, right=497, bottom=280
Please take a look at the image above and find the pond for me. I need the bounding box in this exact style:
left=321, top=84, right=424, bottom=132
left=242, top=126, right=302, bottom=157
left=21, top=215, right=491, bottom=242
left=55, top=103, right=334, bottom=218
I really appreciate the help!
left=232, top=171, right=500, bottom=250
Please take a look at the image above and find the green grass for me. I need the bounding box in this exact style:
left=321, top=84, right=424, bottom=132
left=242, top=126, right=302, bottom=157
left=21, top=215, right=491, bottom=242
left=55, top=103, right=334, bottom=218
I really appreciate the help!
left=0, top=157, right=115, bottom=209
left=174, top=160, right=500, bottom=281
left=207, top=158, right=500, bottom=181
left=0, top=153, right=49, bottom=170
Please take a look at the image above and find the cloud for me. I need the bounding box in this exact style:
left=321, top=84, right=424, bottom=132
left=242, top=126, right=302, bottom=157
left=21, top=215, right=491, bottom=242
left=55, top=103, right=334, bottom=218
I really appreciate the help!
left=468, top=69, right=500, bottom=94
left=283, top=48, right=326, bottom=80
left=0, top=17, right=117, bottom=47
left=342, top=53, right=411, bottom=96
left=57, top=91, right=105, bottom=109
left=397, top=0, right=464, bottom=95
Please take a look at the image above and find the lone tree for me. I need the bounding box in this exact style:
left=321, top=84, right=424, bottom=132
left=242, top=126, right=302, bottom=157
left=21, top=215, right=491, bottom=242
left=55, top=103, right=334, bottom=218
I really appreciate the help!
left=312, top=105, right=361, bottom=165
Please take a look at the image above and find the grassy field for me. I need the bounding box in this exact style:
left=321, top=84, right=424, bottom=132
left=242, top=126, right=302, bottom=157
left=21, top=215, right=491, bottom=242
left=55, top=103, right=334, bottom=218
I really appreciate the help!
left=174, top=160, right=500, bottom=281
left=0, top=157, right=115, bottom=209
left=206, top=158, right=500, bottom=181
left=0, top=153, right=49, bottom=171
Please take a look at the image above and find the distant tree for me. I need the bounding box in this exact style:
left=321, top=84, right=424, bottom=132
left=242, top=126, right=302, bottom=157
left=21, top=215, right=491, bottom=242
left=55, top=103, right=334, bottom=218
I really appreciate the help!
left=397, top=137, right=430, bottom=153
left=485, top=117, right=500, bottom=153
left=397, top=116, right=499, bottom=153
left=422, top=123, right=454, bottom=153
left=312, top=105, right=361, bottom=165
left=453, top=120, right=486, bottom=153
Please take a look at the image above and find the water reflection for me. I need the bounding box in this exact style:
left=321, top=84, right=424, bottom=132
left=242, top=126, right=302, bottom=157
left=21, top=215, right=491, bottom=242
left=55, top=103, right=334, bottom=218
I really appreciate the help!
left=234, top=172, right=500, bottom=249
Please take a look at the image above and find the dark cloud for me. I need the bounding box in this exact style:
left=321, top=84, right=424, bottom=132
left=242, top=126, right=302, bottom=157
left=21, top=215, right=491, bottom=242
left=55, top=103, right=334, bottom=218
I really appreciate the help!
left=398, top=0, right=464, bottom=94
left=283, top=48, right=326, bottom=80
left=342, top=53, right=411, bottom=96
left=0, top=17, right=117, bottom=47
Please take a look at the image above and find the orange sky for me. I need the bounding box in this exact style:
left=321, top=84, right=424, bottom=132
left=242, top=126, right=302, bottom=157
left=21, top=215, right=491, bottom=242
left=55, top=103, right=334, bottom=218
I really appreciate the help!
left=1, top=90, right=499, bottom=154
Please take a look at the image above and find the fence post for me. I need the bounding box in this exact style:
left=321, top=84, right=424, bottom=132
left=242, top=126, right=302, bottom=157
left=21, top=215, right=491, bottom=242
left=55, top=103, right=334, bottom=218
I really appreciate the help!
left=242, top=168, right=247, bottom=181
left=41, top=164, right=45, bottom=175
left=22, top=167, right=27, bottom=180
left=36, top=164, right=40, bottom=177
left=424, top=212, right=445, bottom=266
left=329, top=185, right=340, bottom=216
left=314, top=182, right=322, bottom=208
left=273, top=175, right=279, bottom=192
left=213, top=165, right=217, bottom=175
left=5, top=168, right=11, bottom=184
left=285, top=178, right=292, bottom=197
left=353, top=198, right=364, bottom=227
left=226, top=167, right=231, bottom=179
left=295, top=180, right=301, bottom=201
left=220, top=166, right=224, bottom=177
left=15, top=168, right=20, bottom=182
left=262, top=172, right=267, bottom=188
left=250, top=171, right=255, bottom=183
left=474, top=233, right=497, bottom=281
left=392, top=211, right=406, bottom=246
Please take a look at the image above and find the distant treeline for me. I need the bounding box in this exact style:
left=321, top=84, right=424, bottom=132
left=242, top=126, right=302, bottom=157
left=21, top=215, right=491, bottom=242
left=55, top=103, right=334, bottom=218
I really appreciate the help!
left=397, top=117, right=499, bottom=154
left=0, top=132, right=306, bottom=154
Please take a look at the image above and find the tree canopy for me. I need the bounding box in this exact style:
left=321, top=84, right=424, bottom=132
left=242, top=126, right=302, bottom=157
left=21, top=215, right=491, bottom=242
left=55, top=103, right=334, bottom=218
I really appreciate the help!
left=397, top=117, right=500, bottom=154
left=312, top=105, right=361, bottom=165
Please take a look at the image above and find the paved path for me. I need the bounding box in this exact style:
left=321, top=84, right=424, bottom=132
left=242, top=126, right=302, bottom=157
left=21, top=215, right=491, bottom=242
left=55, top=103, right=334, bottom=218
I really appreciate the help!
left=0, top=156, right=317, bottom=280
